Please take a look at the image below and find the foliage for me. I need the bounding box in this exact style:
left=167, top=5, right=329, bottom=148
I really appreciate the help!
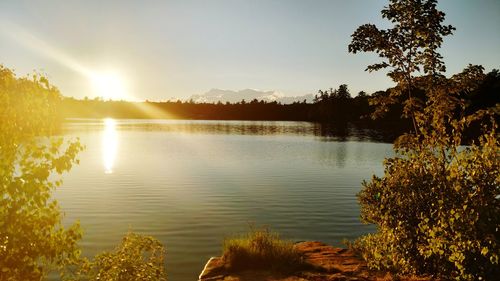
left=354, top=124, right=499, bottom=280
left=0, top=65, right=170, bottom=280
left=349, top=0, right=455, bottom=129
left=349, top=1, right=500, bottom=280
left=222, top=226, right=306, bottom=273
left=70, top=232, right=167, bottom=281
left=313, top=84, right=356, bottom=123
left=0, top=65, right=83, bottom=280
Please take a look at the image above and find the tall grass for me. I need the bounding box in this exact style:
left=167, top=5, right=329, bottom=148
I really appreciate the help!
left=222, top=226, right=306, bottom=273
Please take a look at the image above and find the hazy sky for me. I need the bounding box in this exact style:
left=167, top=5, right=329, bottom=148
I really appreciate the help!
left=1, top=0, right=499, bottom=101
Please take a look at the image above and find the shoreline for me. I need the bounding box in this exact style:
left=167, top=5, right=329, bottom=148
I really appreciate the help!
left=198, top=241, right=436, bottom=281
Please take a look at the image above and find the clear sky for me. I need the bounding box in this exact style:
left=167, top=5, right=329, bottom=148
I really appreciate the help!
left=0, top=0, right=499, bottom=101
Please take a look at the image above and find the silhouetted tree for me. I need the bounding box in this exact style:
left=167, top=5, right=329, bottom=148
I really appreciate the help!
left=349, top=0, right=455, bottom=131
left=357, top=91, right=367, bottom=98
left=350, top=1, right=499, bottom=280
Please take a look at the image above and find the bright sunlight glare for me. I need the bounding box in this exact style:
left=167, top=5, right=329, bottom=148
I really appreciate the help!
left=102, top=118, right=118, bottom=174
left=91, top=71, right=127, bottom=100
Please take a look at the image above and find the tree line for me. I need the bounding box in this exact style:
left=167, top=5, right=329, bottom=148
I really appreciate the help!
left=60, top=68, right=499, bottom=141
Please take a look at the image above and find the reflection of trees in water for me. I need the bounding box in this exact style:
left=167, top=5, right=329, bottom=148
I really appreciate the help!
left=65, top=120, right=396, bottom=143
left=314, top=123, right=349, bottom=141
left=315, top=123, right=394, bottom=143
left=336, top=142, right=347, bottom=168
left=315, top=141, right=348, bottom=168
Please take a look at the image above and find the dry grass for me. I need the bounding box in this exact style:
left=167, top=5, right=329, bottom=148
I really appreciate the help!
left=222, top=226, right=307, bottom=273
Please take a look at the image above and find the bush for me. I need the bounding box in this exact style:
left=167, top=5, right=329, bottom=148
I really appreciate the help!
left=0, top=65, right=169, bottom=280
left=354, top=127, right=499, bottom=280
left=222, top=226, right=305, bottom=273
left=0, top=65, right=83, bottom=280
left=72, top=232, right=167, bottom=281
left=348, top=0, right=499, bottom=279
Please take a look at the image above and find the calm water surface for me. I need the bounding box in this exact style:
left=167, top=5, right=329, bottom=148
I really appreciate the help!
left=55, top=119, right=393, bottom=281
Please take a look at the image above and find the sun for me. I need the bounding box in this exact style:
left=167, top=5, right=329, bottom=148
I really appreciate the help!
left=90, top=71, right=127, bottom=100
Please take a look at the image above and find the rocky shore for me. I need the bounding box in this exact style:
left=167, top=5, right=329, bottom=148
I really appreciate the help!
left=198, top=241, right=435, bottom=281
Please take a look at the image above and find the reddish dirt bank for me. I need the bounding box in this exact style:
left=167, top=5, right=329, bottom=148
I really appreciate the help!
left=199, top=241, right=436, bottom=281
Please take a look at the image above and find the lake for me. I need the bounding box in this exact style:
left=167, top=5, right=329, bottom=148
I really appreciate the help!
left=55, top=119, right=393, bottom=281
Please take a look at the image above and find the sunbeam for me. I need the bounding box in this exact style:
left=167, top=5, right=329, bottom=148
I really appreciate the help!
left=0, top=21, right=132, bottom=100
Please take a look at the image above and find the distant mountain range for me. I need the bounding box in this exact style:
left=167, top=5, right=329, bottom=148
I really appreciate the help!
left=189, top=89, right=315, bottom=104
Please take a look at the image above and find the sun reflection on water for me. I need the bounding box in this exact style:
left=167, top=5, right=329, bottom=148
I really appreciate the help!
left=102, top=118, right=118, bottom=174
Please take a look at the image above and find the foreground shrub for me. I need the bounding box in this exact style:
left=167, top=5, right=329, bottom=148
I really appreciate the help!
left=349, top=0, right=499, bottom=279
left=0, top=65, right=83, bottom=280
left=354, top=128, right=499, bottom=280
left=73, top=232, right=167, bottom=281
left=0, top=65, right=169, bottom=280
left=222, top=226, right=305, bottom=273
